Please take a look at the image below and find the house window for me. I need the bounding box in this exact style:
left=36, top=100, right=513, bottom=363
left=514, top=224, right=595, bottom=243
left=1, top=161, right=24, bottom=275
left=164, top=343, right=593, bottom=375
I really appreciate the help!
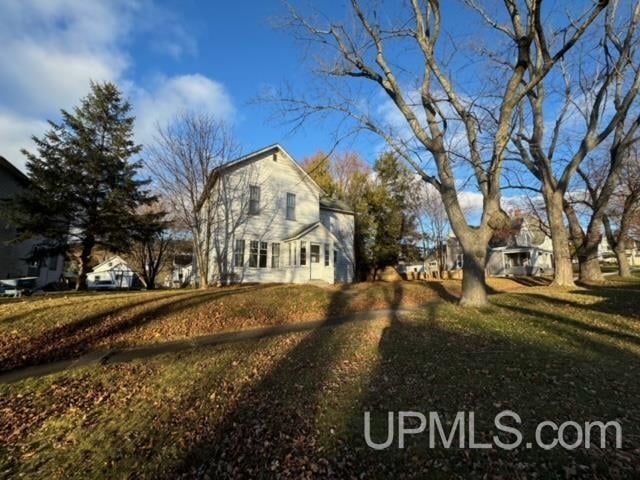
left=456, top=254, right=464, bottom=269
left=259, top=241, right=268, bottom=268
left=286, top=193, right=296, bottom=220
left=48, top=256, right=58, bottom=271
left=249, top=185, right=260, bottom=215
left=249, top=240, right=259, bottom=268
left=288, top=242, right=296, bottom=267
left=272, top=243, right=280, bottom=268
left=300, top=241, right=307, bottom=266
left=26, top=260, right=40, bottom=276
left=324, top=244, right=330, bottom=266
left=310, top=243, right=320, bottom=263
left=334, top=250, right=338, bottom=266
left=234, top=239, right=245, bottom=267
left=94, top=275, right=101, bottom=282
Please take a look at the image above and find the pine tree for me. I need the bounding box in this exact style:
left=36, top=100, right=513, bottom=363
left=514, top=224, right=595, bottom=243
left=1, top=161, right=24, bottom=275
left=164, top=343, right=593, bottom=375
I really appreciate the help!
left=370, top=152, right=420, bottom=274
left=8, top=82, right=155, bottom=290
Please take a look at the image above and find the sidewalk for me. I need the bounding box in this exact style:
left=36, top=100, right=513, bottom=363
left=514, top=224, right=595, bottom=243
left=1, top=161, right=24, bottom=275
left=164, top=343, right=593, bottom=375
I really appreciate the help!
left=0, top=308, right=412, bottom=384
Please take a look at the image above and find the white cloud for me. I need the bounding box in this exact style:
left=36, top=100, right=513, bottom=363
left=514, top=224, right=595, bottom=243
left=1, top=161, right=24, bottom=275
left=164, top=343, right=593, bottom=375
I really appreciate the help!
left=0, top=0, right=132, bottom=116
left=458, top=190, right=484, bottom=217
left=0, top=0, right=231, bottom=171
left=135, top=74, right=236, bottom=146
left=0, top=110, right=48, bottom=167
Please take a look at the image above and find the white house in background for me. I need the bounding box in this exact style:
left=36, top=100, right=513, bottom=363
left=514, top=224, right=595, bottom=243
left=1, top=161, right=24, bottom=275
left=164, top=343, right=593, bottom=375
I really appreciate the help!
left=0, top=156, right=64, bottom=290
left=486, top=215, right=554, bottom=277
left=166, top=253, right=195, bottom=288
left=87, top=255, right=138, bottom=290
left=202, top=144, right=355, bottom=285
left=598, top=236, right=640, bottom=266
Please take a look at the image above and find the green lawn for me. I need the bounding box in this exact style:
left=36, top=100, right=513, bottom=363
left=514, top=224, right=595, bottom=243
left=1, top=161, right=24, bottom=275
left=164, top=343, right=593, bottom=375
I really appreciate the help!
left=1, top=280, right=639, bottom=478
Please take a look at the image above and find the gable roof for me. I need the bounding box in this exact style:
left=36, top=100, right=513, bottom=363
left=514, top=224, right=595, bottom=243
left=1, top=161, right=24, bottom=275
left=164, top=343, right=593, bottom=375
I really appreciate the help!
left=319, top=196, right=355, bottom=215
left=91, top=255, right=131, bottom=273
left=224, top=144, right=322, bottom=191
left=0, top=156, right=29, bottom=186
left=197, top=144, right=323, bottom=211
left=281, top=221, right=339, bottom=243
left=489, top=214, right=548, bottom=248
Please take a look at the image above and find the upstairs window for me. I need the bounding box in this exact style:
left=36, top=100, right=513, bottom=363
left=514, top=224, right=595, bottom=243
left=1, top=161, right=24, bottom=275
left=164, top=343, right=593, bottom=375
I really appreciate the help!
left=259, top=241, right=268, bottom=268
left=271, top=243, right=280, bottom=268
left=286, top=193, right=296, bottom=220
left=300, top=241, right=307, bottom=266
left=249, top=240, right=259, bottom=268
left=234, top=239, right=245, bottom=267
left=324, top=244, right=330, bottom=266
left=249, top=185, right=260, bottom=215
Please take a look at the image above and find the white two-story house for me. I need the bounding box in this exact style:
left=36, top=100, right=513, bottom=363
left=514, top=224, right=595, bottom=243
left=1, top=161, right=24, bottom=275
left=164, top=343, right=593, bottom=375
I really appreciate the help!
left=202, top=144, right=355, bottom=285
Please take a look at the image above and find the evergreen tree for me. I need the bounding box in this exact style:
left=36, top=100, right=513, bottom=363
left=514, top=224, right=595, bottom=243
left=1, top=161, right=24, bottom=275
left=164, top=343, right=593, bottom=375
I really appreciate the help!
left=370, top=152, right=420, bottom=275
left=7, top=82, right=155, bottom=290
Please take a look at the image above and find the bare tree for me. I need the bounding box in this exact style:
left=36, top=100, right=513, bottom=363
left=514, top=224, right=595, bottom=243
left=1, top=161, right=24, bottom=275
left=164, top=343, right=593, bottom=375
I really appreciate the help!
left=513, top=0, right=640, bottom=284
left=127, top=205, right=172, bottom=290
left=146, top=113, right=241, bottom=288
left=272, top=0, right=606, bottom=305
left=601, top=146, right=640, bottom=276
left=409, top=179, right=449, bottom=276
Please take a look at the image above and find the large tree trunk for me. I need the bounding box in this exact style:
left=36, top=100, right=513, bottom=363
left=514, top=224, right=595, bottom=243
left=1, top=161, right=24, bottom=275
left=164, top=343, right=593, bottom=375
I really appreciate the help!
left=75, top=239, right=94, bottom=291
left=615, top=247, right=631, bottom=277
left=577, top=230, right=603, bottom=284
left=545, top=191, right=575, bottom=287
left=579, top=253, right=603, bottom=283
left=565, top=203, right=604, bottom=284
left=460, top=250, right=488, bottom=307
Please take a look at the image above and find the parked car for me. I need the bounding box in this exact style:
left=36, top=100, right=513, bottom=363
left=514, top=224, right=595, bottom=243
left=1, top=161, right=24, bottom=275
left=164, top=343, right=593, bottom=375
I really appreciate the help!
left=0, top=277, right=38, bottom=297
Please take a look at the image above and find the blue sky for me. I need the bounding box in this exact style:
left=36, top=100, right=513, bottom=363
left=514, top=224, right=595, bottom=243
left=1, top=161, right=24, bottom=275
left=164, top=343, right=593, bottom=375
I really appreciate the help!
left=0, top=0, right=365, bottom=171
left=0, top=1, right=487, bottom=164
left=0, top=0, right=607, bottom=221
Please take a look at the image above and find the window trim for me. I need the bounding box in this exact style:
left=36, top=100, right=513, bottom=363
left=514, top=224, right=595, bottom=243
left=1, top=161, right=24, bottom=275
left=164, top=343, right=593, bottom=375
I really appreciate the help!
left=234, top=239, right=245, bottom=268
left=259, top=241, right=268, bottom=268
left=249, top=185, right=261, bottom=215
left=300, top=241, right=307, bottom=266
left=286, top=193, right=296, bottom=220
left=271, top=242, right=280, bottom=268
left=249, top=240, right=259, bottom=268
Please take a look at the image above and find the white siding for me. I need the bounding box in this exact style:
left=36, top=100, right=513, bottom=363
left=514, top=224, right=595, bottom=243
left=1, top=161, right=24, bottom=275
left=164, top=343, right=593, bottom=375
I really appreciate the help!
left=320, top=208, right=355, bottom=283
left=206, top=147, right=355, bottom=285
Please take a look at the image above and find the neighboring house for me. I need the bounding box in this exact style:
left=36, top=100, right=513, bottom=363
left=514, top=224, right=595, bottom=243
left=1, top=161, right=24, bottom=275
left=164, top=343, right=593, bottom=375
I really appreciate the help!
left=203, top=144, right=355, bottom=285
left=444, top=233, right=465, bottom=272
left=486, top=215, right=554, bottom=277
left=167, top=253, right=195, bottom=287
left=0, top=156, right=63, bottom=289
left=598, top=236, right=640, bottom=266
left=86, top=255, right=138, bottom=290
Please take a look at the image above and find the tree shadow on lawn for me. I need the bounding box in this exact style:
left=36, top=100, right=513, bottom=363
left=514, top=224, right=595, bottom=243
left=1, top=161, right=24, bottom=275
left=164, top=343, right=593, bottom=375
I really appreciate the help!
left=168, top=282, right=640, bottom=478
left=335, top=299, right=640, bottom=478
left=512, top=288, right=640, bottom=321
left=493, top=296, right=640, bottom=353
left=167, top=282, right=403, bottom=478
left=0, top=285, right=272, bottom=372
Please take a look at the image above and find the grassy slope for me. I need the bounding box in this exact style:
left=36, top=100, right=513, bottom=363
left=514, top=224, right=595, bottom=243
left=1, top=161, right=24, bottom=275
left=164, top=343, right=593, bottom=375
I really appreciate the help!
left=0, top=281, right=476, bottom=372
left=1, top=280, right=639, bottom=478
